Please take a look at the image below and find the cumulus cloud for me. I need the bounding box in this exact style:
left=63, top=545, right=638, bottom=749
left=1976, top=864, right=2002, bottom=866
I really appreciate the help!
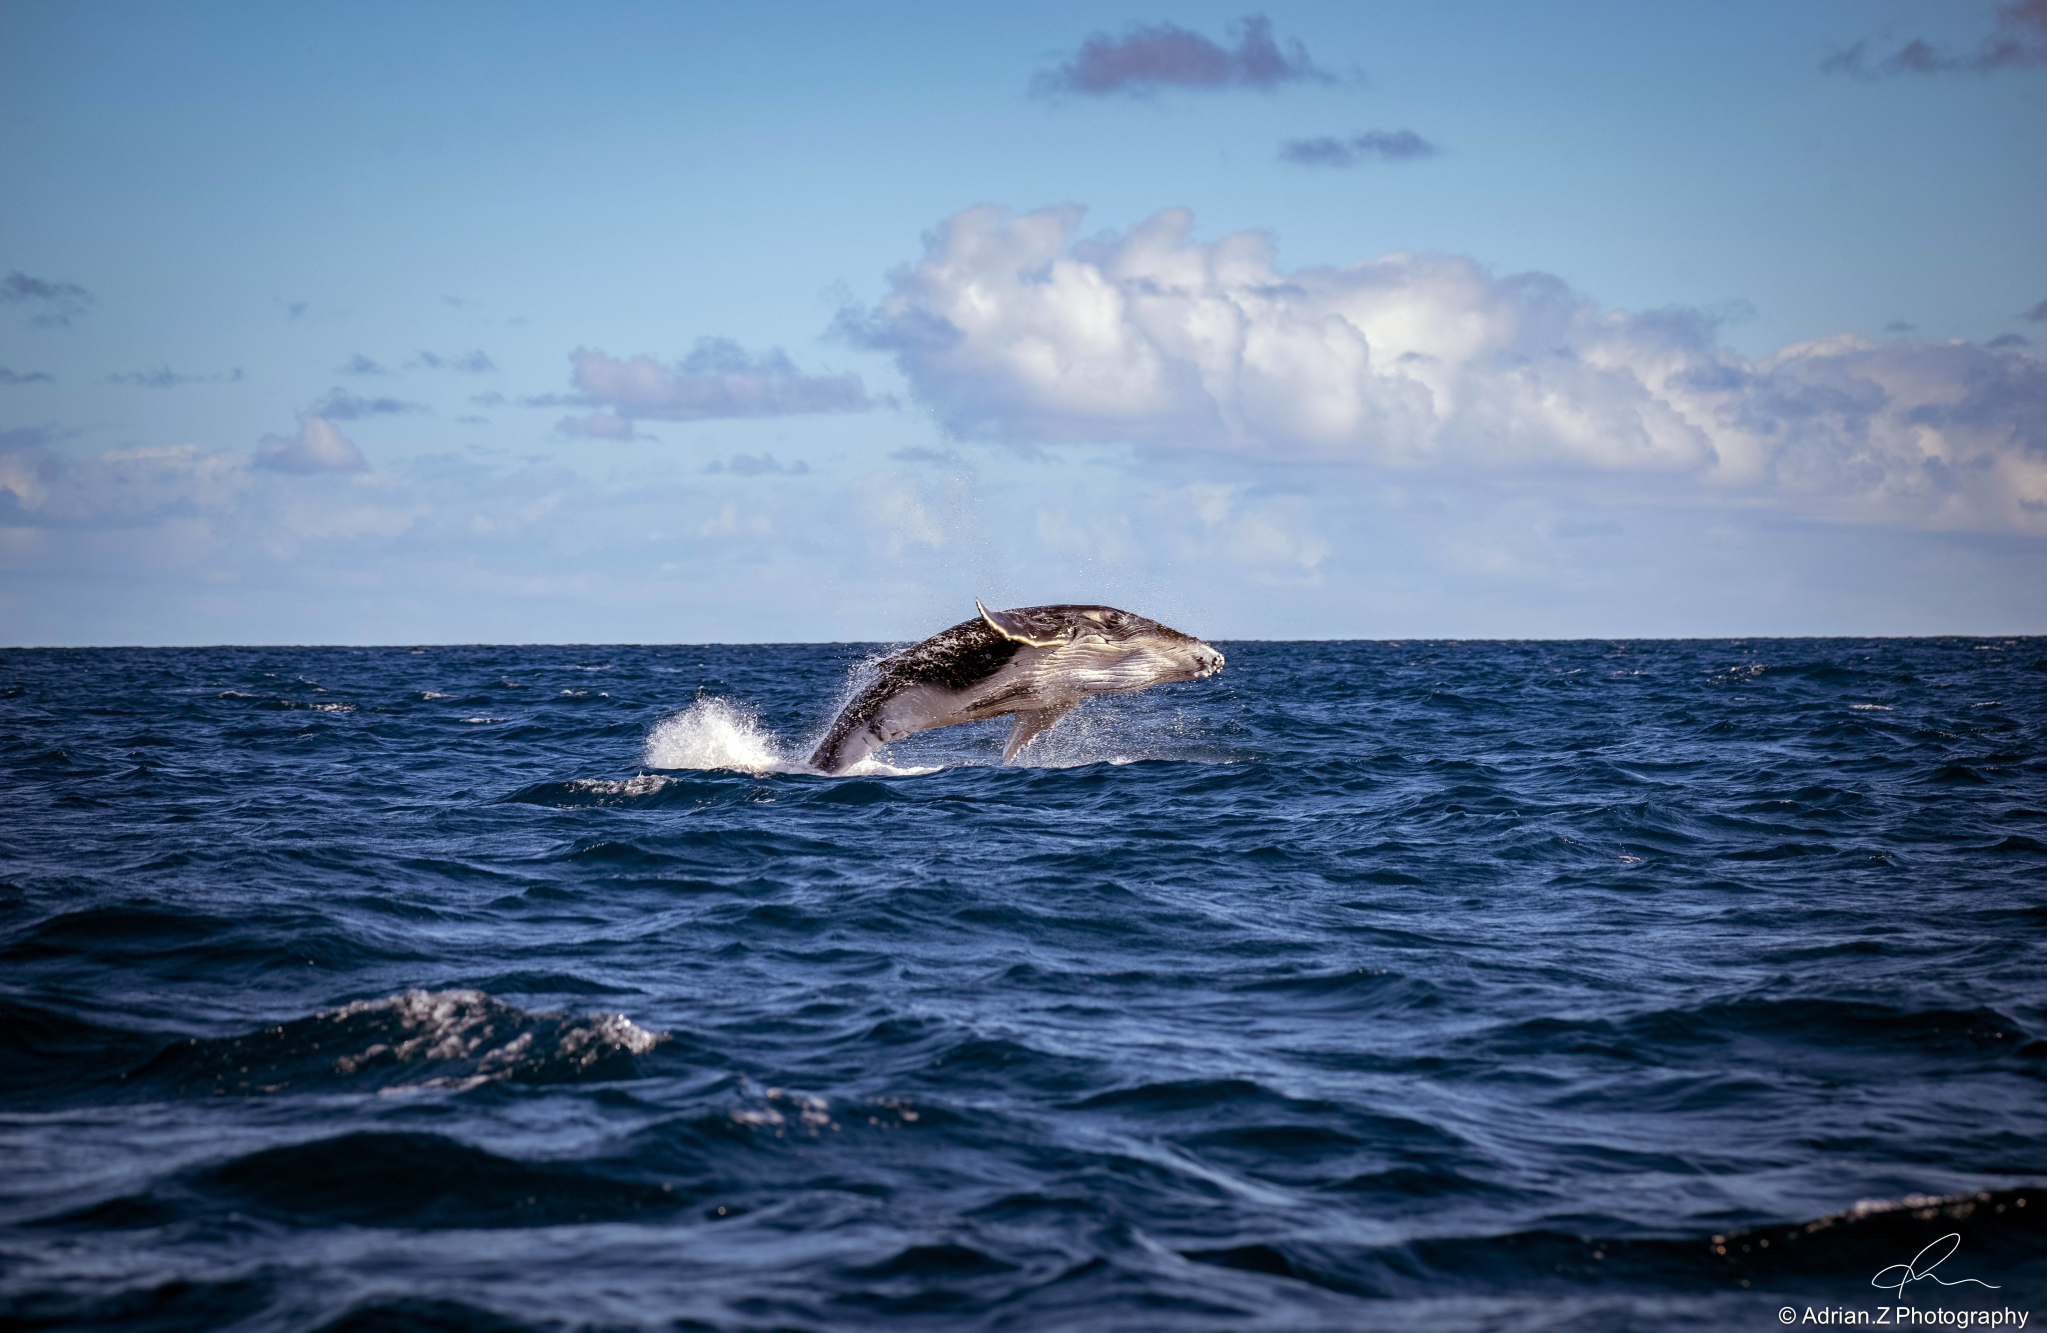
left=1824, top=0, right=2047, bottom=75
left=2, top=271, right=93, bottom=327
left=567, top=338, right=873, bottom=424
left=254, top=415, right=370, bottom=474
left=841, top=203, right=2047, bottom=535
left=1280, top=130, right=1438, bottom=165
left=1032, top=14, right=1329, bottom=96
left=104, top=366, right=245, bottom=388
left=1, top=366, right=54, bottom=385
left=309, top=387, right=429, bottom=419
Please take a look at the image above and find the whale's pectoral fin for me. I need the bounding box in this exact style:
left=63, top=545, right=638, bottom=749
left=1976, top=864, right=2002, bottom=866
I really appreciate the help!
left=1002, top=701, right=1079, bottom=763
left=977, top=598, right=1068, bottom=649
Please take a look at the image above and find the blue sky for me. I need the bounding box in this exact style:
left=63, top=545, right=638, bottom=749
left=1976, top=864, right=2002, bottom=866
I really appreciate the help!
left=3, top=0, right=2043, bottom=644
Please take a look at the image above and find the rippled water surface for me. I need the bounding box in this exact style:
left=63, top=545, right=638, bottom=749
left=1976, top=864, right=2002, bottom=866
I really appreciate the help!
left=3, top=638, right=2044, bottom=1332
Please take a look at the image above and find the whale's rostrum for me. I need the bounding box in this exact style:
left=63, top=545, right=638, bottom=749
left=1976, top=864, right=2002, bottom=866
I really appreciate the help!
left=808, top=600, right=1224, bottom=774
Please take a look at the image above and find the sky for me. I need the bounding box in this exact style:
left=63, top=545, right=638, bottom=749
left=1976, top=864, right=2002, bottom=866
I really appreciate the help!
left=2, top=0, right=2043, bottom=645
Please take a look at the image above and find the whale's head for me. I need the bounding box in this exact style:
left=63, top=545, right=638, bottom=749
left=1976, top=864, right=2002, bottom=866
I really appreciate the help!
left=977, top=601, right=1223, bottom=692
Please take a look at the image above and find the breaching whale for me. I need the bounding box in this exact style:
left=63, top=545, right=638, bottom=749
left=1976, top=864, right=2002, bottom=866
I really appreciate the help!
left=808, top=601, right=1224, bottom=774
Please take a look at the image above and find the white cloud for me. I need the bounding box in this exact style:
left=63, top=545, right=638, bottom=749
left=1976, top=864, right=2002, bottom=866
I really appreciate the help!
left=846, top=205, right=2047, bottom=534
left=254, top=415, right=370, bottom=474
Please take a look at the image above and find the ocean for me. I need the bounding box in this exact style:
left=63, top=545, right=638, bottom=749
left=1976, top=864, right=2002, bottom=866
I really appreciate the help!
left=2, top=636, right=2042, bottom=1332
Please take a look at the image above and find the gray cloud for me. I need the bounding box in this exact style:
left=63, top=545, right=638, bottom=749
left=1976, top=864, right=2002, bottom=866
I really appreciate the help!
left=2, top=271, right=93, bottom=327
left=1032, top=14, right=1329, bottom=96
left=707, top=452, right=808, bottom=476
left=339, top=354, right=389, bottom=375
left=1989, top=333, right=2031, bottom=348
left=556, top=411, right=653, bottom=441
left=1, top=366, right=55, bottom=385
left=1823, top=0, right=2047, bottom=75
left=568, top=339, right=873, bottom=422
left=412, top=349, right=496, bottom=373
left=310, top=387, right=429, bottom=419
left=1279, top=130, right=1439, bottom=166
left=104, top=366, right=245, bottom=388
left=1, top=425, right=61, bottom=450
left=2026, top=297, right=2047, bottom=321
left=469, top=392, right=507, bottom=407
left=254, top=415, right=370, bottom=474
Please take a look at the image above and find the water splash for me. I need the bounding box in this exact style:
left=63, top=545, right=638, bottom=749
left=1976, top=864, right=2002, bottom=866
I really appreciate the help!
left=644, top=694, right=942, bottom=776
left=643, top=697, right=787, bottom=774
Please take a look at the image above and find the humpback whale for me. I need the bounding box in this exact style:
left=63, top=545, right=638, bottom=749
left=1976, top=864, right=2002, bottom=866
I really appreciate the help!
left=809, top=601, right=1224, bottom=774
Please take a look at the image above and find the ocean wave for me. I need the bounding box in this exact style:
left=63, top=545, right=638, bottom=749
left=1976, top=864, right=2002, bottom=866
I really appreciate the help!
left=126, top=989, right=667, bottom=1096
left=1180, top=1186, right=2045, bottom=1301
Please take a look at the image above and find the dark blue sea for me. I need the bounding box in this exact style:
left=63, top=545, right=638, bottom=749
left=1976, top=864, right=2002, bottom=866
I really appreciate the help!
left=3, top=637, right=2044, bottom=1332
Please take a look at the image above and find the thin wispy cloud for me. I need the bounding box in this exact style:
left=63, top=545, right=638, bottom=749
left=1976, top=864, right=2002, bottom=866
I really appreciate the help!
left=2, top=271, right=93, bottom=327
left=556, top=411, right=652, bottom=441
left=2026, top=297, right=2047, bottom=321
left=104, top=366, right=245, bottom=388
left=707, top=452, right=809, bottom=476
left=1032, top=14, right=1329, bottom=96
left=339, top=354, right=389, bottom=376
left=1, top=366, right=55, bottom=385
left=1279, top=130, right=1438, bottom=166
left=564, top=338, right=873, bottom=435
left=1824, top=0, right=2047, bottom=75
left=411, top=349, right=495, bottom=373
left=309, top=388, right=429, bottom=419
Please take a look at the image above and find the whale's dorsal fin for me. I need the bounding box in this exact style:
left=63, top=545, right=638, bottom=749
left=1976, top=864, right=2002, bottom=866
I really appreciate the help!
left=976, top=598, right=1068, bottom=648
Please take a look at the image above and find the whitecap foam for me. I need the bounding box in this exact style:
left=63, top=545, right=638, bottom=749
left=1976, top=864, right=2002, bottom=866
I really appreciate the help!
left=557, top=774, right=674, bottom=799
left=332, top=988, right=663, bottom=1091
